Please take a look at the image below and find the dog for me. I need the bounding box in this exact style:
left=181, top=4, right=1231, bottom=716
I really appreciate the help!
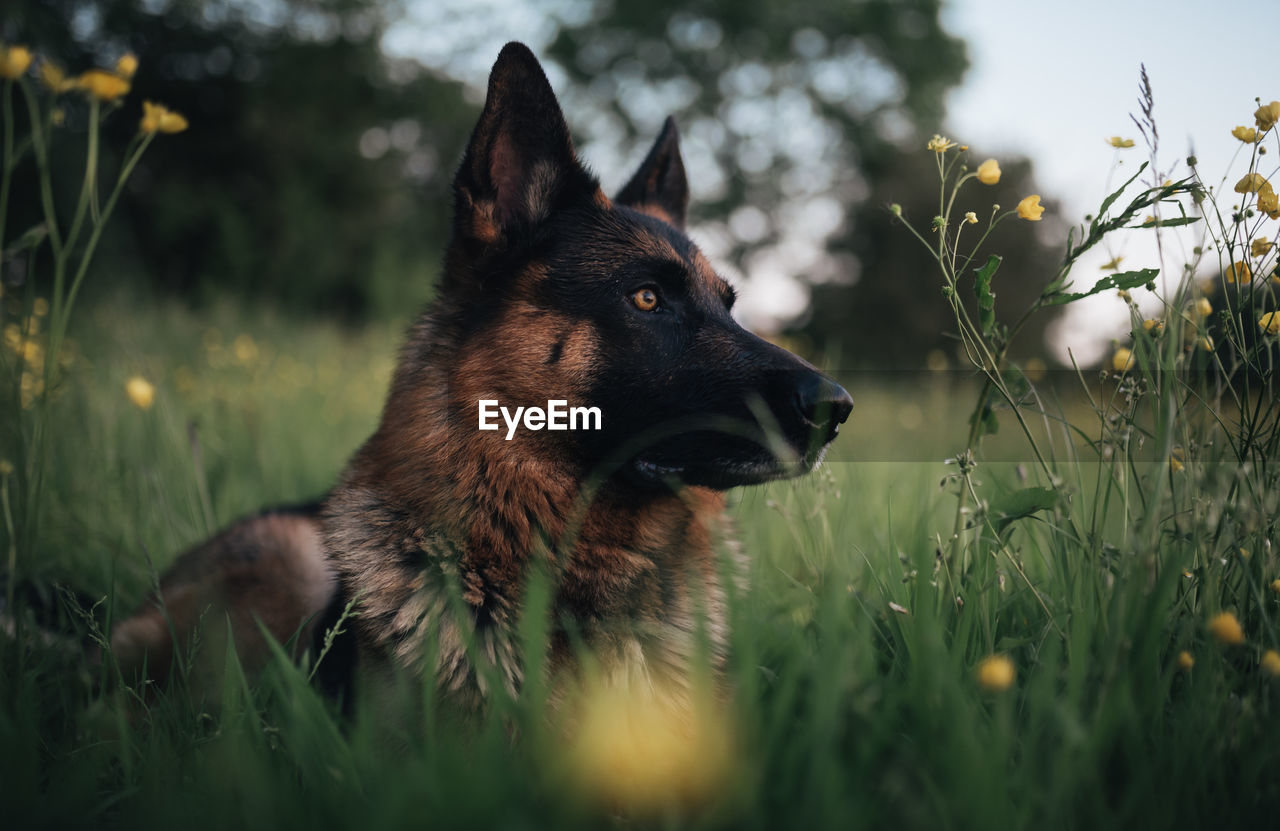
left=109, top=42, right=852, bottom=712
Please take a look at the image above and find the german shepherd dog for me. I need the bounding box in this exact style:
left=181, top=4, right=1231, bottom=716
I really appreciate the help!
left=109, top=43, right=852, bottom=711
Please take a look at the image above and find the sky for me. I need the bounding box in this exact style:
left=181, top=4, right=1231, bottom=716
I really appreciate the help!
left=942, top=0, right=1280, bottom=363
left=384, top=0, right=1280, bottom=364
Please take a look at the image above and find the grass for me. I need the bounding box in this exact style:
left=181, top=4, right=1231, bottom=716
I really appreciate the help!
left=3, top=289, right=1279, bottom=831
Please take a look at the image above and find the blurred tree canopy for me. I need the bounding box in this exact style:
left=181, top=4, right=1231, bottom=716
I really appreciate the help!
left=3, top=0, right=1066, bottom=363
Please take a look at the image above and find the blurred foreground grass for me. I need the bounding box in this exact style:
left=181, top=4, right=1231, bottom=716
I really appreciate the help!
left=3, top=292, right=1279, bottom=830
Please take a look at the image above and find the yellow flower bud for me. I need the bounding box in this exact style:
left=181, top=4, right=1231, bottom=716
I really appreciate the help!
left=1208, top=611, right=1245, bottom=645
left=77, top=68, right=131, bottom=102
left=1263, top=650, right=1280, bottom=677
left=1111, top=347, right=1135, bottom=372
left=0, top=45, right=32, bottom=79
left=115, top=52, right=138, bottom=79
left=1195, top=297, right=1212, bottom=318
left=125, top=376, right=155, bottom=410
left=1016, top=194, right=1044, bottom=221
left=976, top=159, right=1001, bottom=185
left=1176, top=651, right=1194, bottom=671
left=976, top=655, right=1016, bottom=692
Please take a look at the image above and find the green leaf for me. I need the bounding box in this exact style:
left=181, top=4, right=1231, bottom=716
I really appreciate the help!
left=1096, top=161, right=1148, bottom=220
left=1128, top=216, right=1199, bottom=229
left=973, top=255, right=1001, bottom=337
left=1041, top=268, right=1159, bottom=307
left=989, top=486, right=1062, bottom=536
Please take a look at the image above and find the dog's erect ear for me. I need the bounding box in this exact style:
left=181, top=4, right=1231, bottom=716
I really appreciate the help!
left=453, top=42, right=597, bottom=245
left=615, top=117, right=689, bottom=229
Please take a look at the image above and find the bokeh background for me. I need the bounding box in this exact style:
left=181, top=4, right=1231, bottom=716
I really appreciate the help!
left=3, top=0, right=1277, bottom=369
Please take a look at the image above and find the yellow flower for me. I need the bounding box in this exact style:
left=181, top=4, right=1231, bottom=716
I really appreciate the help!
left=1195, top=297, right=1212, bottom=318
left=1208, top=611, right=1245, bottom=645
left=1224, top=261, right=1251, bottom=283
left=1169, top=454, right=1184, bottom=474
left=1271, top=578, right=1280, bottom=594
left=115, top=52, right=138, bottom=79
left=1198, top=335, right=1214, bottom=352
left=77, top=68, right=131, bottom=102
left=1232, top=125, right=1260, bottom=143
left=1255, top=100, right=1280, bottom=132
left=1263, top=650, right=1280, bottom=677
left=1259, top=184, right=1280, bottom=219
left=1107, top=136, right=1136, bottom=148
left=1235, top=172, right=1269, bottom=194
left=927, top=134, right=957, bottom=153
left=125, top=376, right=155, bottom=410
left=976, top=655, right=1016, bottom=692
left=1142, top=318, right=1164, bottom=333
left=1253, top=238, right=1275, bottom=258
left=0, top=44, right=32, bottom=79
left=1259, top=311, right=1280, bottom=336
left=1177, top=651, right=1194, bottom=671
left=139, top=100, right=189, bottom=135
left=1101, top=255, right=1124, bottom=271
left=38, top=60, right=76, bottom=94
left=1017, top=194, right=1044, bottom=221
left=964, top=211, right=978, bottom=225
left=1111, top=347, right=1135, bottom=373
left=976, top=158, right=1001, bottom=185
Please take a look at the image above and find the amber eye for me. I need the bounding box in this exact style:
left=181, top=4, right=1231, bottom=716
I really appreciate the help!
left=630, top=287, right=660, bottom=312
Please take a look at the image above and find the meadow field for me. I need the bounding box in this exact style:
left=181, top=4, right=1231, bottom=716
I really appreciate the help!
left=3, top=285, right=1279, bottom=830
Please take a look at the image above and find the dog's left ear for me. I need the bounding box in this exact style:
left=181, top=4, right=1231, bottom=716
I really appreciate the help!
left=453, top=42, right=598, bottom=245
left=615, top=117, right=689, bottom=229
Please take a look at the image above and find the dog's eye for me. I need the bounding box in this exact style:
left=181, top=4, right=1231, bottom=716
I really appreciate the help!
left=629, top=287, right=660, bottom=312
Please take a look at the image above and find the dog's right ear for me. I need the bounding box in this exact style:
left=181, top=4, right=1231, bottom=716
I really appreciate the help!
left=452, top=42, right=597, bottom=247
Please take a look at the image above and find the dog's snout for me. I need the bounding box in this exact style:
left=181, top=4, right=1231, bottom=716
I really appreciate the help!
left=795, top=374, right=853, bottom=439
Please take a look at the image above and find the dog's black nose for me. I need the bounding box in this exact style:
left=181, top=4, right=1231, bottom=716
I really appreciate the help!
left=796, top=374, right=853, bottom=440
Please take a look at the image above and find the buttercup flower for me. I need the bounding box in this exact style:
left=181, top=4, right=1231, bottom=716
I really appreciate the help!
left=1142, top=318, right=1164, bottom=333
left=140, top=100, right=189, bottom=135
left=976, top=655, right=1016, bottom=692
left=1235, top=173, right=1269, bottom=194
left=1259, top=311, right=1280, bottom=336
left=976, top=158, right=1001, bottom=185
left=39, top=60, right=76, bottom=94
left=1111, top=348, right=1135, bottom=372
left=1262, top=650, right=1280, bottom=677
left=1255, top=100, right=1280, bottom=132
left=1224, top=261, right=1251, bottom=283
left=1271, top=578, right=1280, bottom=594
left=964, top=211, right=978, bottom=225
left=1232, top=125, right=1260, bottom=143
left=77, top=68, right=130, bottom=102
left=115, top=52, right=138, bottom=79
left=1017, top=194, right=1044, bottom=221
left=1259, top=184, right=1280, bottom=219
left=1177, top=651, right=1194, bottom=671
left=1208, top=611, right=1245, bottom=645
left=1253, top=238, right=1275, bottom=258
left=927, top=134, right=957, bottom=153
left=1107, top=136, right=1135, bottom=148
left=125, top=376, right=155, bottom=410
left=0, top=44, right=33, bottom=79
left=1195, top=297, right=1212, bottom=318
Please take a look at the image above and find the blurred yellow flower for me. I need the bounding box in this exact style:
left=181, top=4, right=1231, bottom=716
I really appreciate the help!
left=1208, top=611, right=1245, bottom=645
left=0, top=459, right=13, bottom=476
left=1101, top=255, right=1124, bottom=271
left=0, top=44, right=32, bottom=79
left=140, top=100, right=189, bottom=135
left=115, top=52, right=138, bottom=79
left=976, top=655, right=1016, bottom=692
left=1271, top=578, right=1280, bottom=594
left=125, top=376, right=155, bottom=410
left=1262, top=650, right=1280, bottom=677
left=976, top=158, right=1001, bottom=185
left=1235, top=173, right=1268, bottom=194
left=1107, top=136, right=1135, bottom=148
left=77, top=68, right=130, bottom=102
left=1253, top=238, right=1275, bottom=258
left=1198, top=335, right=1214, bottom=352
left=1169, top=450, right=1184, bottom=473
left=1259, top=311, right=1280, bottom=336
left=1195, top=297, right=1212, bottom=318
left=1142, top=318, right=1164, bottom=333
left=33, top=297, right=49, bottom=317
left=1177, top=651, right=1194, bottom=671
left=927, top=134, right=957, bottom=153
left=1017, top=194, right=1044, bottom=221
left=1255, top=100, right=1280, bottom=132
left=964, top=211, right=978, bottom=225
left=1232, top=125, right=1260, bottom=143
left=39, top=60, right=76, bottom=94
left=1111, top=347, right=1135, bottom=373
left=1224, top=261, right=1251, bottom=283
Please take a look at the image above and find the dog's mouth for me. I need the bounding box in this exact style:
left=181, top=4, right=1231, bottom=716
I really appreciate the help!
left=629, top=442, right=830, bottom=491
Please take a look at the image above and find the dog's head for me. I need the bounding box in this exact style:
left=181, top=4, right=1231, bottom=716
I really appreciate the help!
left=438, top=43, right=851, bottom=491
